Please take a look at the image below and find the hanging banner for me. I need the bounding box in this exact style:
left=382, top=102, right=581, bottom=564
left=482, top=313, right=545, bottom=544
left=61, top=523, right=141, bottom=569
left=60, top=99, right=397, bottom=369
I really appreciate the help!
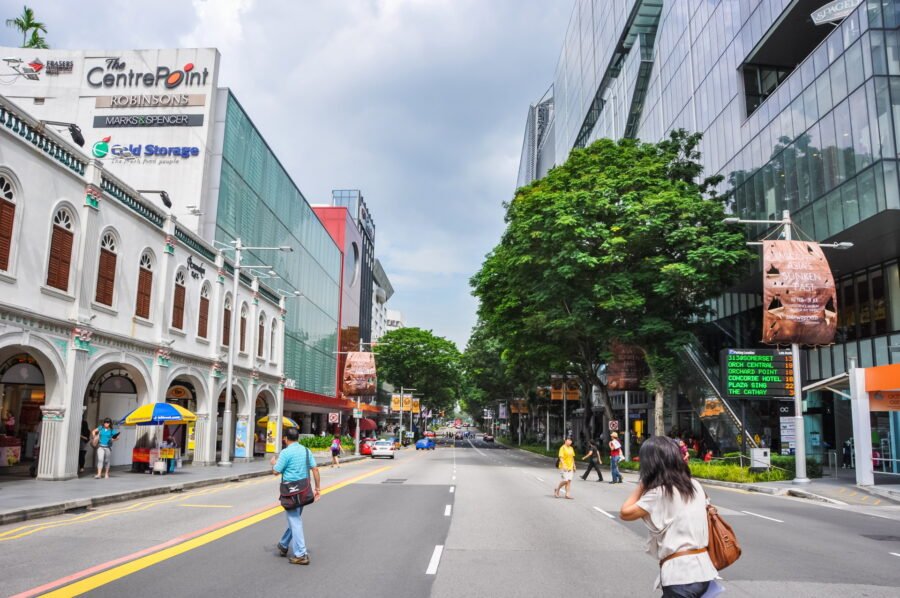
left=234, top=419, right=248, bottom=458
left=606, top=342, right=648, bottom=390
left=762, top=241, right=837, bottom=345
left=342, top=351, right=377, bottom=396
left=265, top=418, right=277, bottom=453
left=412, top=398, right=421, bottom=414
left=550, top=375, right=564, bottom=400
left=187, top=422, right=195, bottom=450
left=498, top=403, right=508, bottom=419
left=565, top=377, right=582, bottom=401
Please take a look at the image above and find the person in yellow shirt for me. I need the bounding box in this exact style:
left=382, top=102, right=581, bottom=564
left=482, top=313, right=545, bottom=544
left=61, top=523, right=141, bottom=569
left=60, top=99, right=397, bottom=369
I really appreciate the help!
left=555, top=437, right=576, bottom=499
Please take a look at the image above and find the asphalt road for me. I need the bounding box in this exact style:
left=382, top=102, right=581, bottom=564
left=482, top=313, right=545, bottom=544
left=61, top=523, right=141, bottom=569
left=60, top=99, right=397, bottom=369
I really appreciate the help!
left=2, top=432, right=899, bottom=597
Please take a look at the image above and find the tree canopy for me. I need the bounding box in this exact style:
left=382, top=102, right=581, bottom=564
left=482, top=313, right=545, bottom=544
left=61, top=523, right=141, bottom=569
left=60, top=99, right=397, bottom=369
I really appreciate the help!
left=375, top=327, right=463, bottom=414
left=5, top=6, right=48, bottom=48
left=471, top=130, right=753, bottom=434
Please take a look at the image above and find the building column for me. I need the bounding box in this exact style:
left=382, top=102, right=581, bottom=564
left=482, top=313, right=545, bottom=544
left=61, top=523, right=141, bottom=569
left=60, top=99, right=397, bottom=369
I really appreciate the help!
left=849, top=366, right=873, bottom=486
left=192, top=412, right=212, bottom=466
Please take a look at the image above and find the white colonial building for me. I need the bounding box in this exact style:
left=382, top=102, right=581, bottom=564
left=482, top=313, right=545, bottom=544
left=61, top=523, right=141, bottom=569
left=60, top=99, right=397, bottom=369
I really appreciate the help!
left=0, top=94, right=287, bottom=480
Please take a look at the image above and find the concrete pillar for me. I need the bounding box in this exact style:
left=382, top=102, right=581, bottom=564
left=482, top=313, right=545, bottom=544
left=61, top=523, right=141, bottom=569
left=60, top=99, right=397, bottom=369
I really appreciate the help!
left=39, top=337, right=91, bottom=480
left=849, top=366, right=873, bottom=486
left=192, top=412, right=212, bottom=466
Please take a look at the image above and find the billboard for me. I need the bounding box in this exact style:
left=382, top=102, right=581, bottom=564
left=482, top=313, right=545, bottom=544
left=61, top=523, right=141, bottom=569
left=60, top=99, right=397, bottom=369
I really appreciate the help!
left=762, top=241, right=837, bottom=345
left=0, top=47, right=221, bottom=233
left=606, top=343, right=647, bottom=391
left=342, top=351, right=377, bottom=396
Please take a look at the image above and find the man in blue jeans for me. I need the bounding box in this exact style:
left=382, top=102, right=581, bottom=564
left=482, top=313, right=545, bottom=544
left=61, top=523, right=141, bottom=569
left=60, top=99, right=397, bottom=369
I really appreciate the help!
left=271, top=427, right=320, bottom=564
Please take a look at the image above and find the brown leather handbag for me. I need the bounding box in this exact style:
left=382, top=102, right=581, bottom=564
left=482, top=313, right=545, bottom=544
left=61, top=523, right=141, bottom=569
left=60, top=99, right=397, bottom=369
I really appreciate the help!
left=705, top=502, right=741, bottom=570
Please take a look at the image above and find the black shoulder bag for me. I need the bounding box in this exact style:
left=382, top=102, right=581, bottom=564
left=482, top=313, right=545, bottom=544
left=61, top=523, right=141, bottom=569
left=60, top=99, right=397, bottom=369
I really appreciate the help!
left=279, top=446, right=316, bottom=510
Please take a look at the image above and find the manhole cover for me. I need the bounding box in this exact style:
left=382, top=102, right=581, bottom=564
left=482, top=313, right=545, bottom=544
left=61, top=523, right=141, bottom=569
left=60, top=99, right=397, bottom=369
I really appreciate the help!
left=382, top=479, right=407, bottom=484
left=862, top=535, right=900, bottom=542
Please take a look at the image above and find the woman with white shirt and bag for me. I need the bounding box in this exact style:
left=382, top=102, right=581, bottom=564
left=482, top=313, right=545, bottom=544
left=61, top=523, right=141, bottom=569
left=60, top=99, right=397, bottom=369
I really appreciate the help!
left=620, top=436, right=720, bottom=598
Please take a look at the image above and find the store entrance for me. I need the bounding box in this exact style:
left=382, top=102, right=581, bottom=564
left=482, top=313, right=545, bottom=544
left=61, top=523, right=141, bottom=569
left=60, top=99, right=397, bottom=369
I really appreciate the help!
left=165, top=381, right=197, bottom=463
left=0, top=354, right=45, bottom=475
left=83, top=369, right=140, bottom=470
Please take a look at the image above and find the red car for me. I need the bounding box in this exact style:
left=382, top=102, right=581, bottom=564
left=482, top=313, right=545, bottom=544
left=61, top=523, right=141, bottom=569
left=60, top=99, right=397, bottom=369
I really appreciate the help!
left=424, top=431, right=436, bottom=438
left=360, top=438, right=377, bottom=456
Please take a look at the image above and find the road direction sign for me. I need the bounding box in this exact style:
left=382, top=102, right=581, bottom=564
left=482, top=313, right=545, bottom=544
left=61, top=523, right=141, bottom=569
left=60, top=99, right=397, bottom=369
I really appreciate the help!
left=721, top=349, right=795, bottom=398
left=353, top=409, right=362, bottom=418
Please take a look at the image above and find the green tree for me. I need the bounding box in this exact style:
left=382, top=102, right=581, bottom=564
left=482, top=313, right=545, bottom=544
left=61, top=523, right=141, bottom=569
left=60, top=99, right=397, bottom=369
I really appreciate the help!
left=6, top=6, right=47, bottom=48
left=471, top=131, right=753, bottom=436
left=375, top=327, right=462, bottom=414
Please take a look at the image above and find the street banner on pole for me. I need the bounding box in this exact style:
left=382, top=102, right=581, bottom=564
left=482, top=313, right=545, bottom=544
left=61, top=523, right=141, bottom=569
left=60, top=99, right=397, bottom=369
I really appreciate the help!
left=550, top=375, right=564, bottom=400
left=762, top=240, right=837, bottom=345
left=498, top=402, right=508, bottom=419
left=391, top=395, right=401, bottom=411
left=606, top=342, right=648, bottom=390
left=412, top=398, right=420, bottom=414
left=342, top=351, right=377, bottom=396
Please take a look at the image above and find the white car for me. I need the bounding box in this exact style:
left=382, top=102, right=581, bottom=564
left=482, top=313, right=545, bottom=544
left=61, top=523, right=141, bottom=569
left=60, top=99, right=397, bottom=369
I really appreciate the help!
left=371, top=440, right=395, bottom=459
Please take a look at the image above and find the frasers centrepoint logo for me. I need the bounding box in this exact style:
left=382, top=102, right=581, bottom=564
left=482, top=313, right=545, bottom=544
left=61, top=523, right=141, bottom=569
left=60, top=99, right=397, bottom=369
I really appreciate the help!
left=91, top=136, right=200, bottom=159
left=87, top=57, right=209, bottom=89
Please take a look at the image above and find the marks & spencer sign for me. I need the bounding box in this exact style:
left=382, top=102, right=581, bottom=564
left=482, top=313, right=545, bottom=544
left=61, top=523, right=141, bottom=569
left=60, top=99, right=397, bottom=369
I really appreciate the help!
left=87, top=57, right=210, bottom=89
left=92, top=114, right=204, bottom=128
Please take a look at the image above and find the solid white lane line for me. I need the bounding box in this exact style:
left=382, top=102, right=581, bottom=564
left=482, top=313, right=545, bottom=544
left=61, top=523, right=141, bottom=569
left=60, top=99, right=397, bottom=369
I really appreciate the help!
left=444, top=504, right=452, bottom=516
left=449, top=486, right=455, bottom=493
left=426, top=545, right=444, bottom=575
left=593, top=506, right=615, bottom=519
left=741, top=510, right=784, bottom=523
left=534, top=476, right=545, bottom=482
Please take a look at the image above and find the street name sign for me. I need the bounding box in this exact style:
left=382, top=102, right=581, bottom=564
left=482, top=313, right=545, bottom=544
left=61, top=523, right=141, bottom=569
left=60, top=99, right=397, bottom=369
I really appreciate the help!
left=721, top=349, right=795, bottom=398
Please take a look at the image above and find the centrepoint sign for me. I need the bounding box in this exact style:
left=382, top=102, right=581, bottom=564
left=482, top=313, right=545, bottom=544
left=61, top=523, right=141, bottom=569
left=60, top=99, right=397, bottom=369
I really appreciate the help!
left=87, top=57, right=210, bottom=89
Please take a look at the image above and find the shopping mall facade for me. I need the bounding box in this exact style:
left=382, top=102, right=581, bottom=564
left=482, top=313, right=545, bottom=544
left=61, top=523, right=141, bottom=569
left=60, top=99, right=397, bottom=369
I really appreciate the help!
left=0, top=46, right=383, bottom=476
left=520, top=0, right=900, bottom=484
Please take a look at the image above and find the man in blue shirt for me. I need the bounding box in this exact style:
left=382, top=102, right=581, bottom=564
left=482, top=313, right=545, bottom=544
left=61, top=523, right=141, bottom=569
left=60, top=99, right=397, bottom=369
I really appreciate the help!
left=271, top=427, right=320, bottom=564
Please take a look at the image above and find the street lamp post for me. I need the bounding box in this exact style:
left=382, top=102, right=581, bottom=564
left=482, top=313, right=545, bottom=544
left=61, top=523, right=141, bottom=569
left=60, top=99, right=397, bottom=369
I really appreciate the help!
left=724, top=210, right=852, bottom=484
left=217, top=238, right=292, bottom=466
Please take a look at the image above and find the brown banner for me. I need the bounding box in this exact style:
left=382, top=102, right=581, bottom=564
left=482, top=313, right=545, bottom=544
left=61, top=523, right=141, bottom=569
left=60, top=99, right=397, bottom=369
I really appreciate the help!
left=762, top=241, right=837, bottom=345
left=342, top=351, right=377, bottom=396
left=550, top=375, right=564, bottom=400
left=550, top=376, right=580, bottom=400
left=606, top=343, right=648, bottom=391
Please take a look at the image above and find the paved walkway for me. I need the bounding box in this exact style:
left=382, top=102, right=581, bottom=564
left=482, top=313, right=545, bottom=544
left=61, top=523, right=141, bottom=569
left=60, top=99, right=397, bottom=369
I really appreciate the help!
left=0, top=452, right=364, bottom=524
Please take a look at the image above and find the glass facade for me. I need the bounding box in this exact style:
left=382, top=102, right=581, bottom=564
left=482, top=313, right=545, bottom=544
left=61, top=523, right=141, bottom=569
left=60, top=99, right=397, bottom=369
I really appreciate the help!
left=536, top=0, right=900, bottom=378
left=216, top=93, right=341, bottom=396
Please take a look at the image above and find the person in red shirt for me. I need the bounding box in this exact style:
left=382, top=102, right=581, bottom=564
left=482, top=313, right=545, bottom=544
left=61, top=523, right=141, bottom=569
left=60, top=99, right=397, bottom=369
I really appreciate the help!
left=609, top=432, right=623, bottom=483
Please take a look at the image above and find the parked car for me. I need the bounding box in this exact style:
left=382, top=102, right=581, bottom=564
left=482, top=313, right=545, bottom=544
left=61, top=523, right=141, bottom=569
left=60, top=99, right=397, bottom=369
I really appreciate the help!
left=360, top=439, right=376, bottom=456
left=415, top=437, right=436, bottom=450
left=424, top=431, right=436, bottom=438
left=482, top=434, right=494, bottom=442
left=371, top=440, right=395, bottom=459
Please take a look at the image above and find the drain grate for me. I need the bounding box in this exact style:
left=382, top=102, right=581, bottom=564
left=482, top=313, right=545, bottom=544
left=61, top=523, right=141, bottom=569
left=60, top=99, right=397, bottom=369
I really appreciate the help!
left=382, top=479, right=407, bottom=484
left=862, top=535, right=900, bottom=542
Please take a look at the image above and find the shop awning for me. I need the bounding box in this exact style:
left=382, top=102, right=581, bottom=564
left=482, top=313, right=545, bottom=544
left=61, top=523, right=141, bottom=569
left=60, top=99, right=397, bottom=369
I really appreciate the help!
left=359, top=417, right=377, bottom=431
left=802, top=371, right=850, bottom=398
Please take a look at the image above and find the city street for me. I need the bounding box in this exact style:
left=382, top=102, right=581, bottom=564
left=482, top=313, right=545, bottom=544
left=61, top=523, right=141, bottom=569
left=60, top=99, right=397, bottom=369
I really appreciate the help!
left=3, top=433, right=899, bottom=597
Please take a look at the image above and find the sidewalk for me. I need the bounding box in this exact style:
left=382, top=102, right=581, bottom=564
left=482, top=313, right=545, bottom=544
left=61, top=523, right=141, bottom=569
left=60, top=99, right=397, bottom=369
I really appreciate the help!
left=0, top=452, right=365, bottom=525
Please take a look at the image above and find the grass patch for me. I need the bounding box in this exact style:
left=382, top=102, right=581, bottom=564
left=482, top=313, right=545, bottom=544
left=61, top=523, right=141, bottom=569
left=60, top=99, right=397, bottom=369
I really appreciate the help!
left=618, top=458, right=790, bottom=483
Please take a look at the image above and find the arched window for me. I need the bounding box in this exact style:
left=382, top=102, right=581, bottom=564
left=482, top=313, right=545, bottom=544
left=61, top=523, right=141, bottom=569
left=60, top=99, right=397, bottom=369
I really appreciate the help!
left=94, top=232, right=117, bottom=306
left=239, top=304, right=248, bottom=353
left=135, top=252, right=153, bottom=319
left=222, top=296, right=232, bottom=346
left=171, top=270, right=186, bottom=329
left=46, top=208, right=74, bottom=291
left=0, top=175, right=15, bottom=271
left=270, top=318, right=277, bottom=361
left=198, top=283, right=210, bottom=338
left=257, top=314, right=266, bottom=358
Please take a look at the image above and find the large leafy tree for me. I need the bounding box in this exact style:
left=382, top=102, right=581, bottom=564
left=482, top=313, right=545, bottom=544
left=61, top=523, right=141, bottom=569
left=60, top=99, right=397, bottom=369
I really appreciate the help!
left=471, top=131, right=753, bottom=435
left=375, top=327, right=462, bottom=414
left=5, top=6, right=47, bottom=48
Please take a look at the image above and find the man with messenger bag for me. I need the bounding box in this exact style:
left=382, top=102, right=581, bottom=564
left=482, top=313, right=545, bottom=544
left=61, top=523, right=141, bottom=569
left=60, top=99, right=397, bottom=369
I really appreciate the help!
left=271, top=427, right=320, bottom=565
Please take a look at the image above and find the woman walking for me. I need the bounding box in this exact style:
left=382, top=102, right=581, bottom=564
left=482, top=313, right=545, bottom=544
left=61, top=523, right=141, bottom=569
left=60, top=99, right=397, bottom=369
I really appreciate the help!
left=608, top=432, right=623, bottom=483
left=620, top=436, right=718, bottom=597
left=330, top=435, right=342, bottom=468
left=581, top=439, right=603, bottom=481
left=554, top=437, right=576, bottom=499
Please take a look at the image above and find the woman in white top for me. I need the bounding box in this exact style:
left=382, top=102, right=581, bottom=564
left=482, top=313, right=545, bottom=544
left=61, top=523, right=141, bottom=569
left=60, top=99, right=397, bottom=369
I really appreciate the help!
left=620, top=436, right=718, bottom=597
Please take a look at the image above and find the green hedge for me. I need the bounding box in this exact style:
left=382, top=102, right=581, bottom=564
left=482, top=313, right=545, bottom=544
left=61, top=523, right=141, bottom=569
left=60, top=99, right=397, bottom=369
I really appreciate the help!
left=618, top=458, right=791, bottom=483
left=299, top=435, right=356, bottom=451
left=720, top=452, right=822, bottom=478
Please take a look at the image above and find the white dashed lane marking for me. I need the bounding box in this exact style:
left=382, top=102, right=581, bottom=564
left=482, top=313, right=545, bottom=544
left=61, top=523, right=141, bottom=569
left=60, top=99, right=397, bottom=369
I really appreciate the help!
left=593, top=506, right=615, bottom=519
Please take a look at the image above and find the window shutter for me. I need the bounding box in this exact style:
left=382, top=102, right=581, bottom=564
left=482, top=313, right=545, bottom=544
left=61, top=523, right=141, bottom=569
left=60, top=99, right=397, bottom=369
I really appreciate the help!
left=172, top=284, right=186, bottom=329
left=47, top=226, right=73, bottom=291
left=198, top=296, right=209, bottom=338
left=258, top=321, right=265, bottom=357
left=223, top=308, right=231, bottom=346
left=0, top=199, right=14, bottom=271
left=240, top=315, right=247, bottom=352
left=136, top=268, right=152, bottom=319
left=95, top=248, right=116, bottom=306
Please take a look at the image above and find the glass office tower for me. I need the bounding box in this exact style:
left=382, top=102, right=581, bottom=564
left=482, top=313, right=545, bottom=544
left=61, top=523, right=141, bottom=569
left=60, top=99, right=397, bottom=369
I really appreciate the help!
left=522, top=0, right=900, bottom=470
left=216, top=93, right=341, bottom=397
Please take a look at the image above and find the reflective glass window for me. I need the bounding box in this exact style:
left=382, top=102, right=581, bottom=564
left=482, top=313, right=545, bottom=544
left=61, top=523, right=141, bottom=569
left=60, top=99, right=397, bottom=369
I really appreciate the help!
left=884, top=160, right=900, bottom=209
left=817, top=71, right=833, bottom=116
left=846, top=40, right=865, bottom=93
left=857, top=166, right=878, bottom=220
left=813, top=192, right=829, bottom=240
left=849, top=86, right=874, bottom=171
left=841, top=179, right=860, bottom=229
left=825, top=188, right=844, bottom=236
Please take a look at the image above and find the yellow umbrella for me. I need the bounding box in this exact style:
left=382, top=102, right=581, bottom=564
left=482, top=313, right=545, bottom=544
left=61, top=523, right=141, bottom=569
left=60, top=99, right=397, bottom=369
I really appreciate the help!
left=256, top=416, right=298, bottom=428
left=121, top=402, right=197, bottom=426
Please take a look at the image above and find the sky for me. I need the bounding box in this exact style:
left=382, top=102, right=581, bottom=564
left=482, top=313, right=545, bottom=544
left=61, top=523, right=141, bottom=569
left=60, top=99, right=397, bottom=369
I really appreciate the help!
left=0, top=0, right=573, bottom=349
